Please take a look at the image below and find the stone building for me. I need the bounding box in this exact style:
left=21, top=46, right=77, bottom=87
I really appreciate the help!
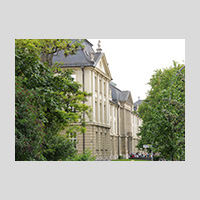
left=53, top=39, right=143, bottom=160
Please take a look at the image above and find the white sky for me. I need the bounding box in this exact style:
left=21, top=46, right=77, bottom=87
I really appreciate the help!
left=89, top=39, right=185, bottom=102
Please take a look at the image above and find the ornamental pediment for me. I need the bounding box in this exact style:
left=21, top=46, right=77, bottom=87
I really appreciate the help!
left=95, top=53, right=112, bottom=80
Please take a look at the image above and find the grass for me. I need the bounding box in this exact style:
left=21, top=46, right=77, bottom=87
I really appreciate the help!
left=112, top=159, right=150, bottom=161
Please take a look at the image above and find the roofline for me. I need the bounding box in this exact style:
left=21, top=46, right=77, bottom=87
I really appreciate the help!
left=102, top=53, right=112, bottom=80
left=109, top=83, right=122, bottom=92
left=109, top=100, right=118, bottom=106
left=93, top=53, right=103, bottom=67
left=60, top=64, right=95, bottom=68
left=85, top=39, right=93, bottom=46
left=134, top=100, right=144, bottom=104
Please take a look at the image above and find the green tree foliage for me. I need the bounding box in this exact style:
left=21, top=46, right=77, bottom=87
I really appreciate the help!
left=137, top=61, right=185, bottom=161
left=15, top=76, right=46, bottom=160
left=15, top=39, right=91, bottom=161
left=66, top=148, right=96, bottom=161
left=16, top=39, right=84, bottom=67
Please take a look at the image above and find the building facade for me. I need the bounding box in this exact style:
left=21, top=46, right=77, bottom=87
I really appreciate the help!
left=53, top=40, right=143, bottom=160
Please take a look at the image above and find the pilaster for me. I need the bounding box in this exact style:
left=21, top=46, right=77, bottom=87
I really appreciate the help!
left=97, top=74, right=100, bottom=123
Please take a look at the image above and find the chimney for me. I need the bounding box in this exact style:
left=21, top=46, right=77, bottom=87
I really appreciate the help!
left=138, top=96, right=140, bottom=100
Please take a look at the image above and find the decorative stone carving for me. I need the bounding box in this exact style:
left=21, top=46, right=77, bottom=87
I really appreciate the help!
left=98, top=40, right=101, bottom=48
left=89, top=51, right=95, bottom=62
left=96, top=40, right=102, bottom=53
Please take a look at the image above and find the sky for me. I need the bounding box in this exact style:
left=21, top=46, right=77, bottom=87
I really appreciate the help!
left=89, top=39, right=185, bottom=103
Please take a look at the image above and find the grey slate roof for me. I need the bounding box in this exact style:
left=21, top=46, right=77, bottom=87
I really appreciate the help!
left=109, top=83, right=132, bottom=103
left=134, top=99, right=144, bottom=111
left=109, top=99, right=118, bottom=106
left=52, top=39, right=103, bottom=67
left=134, top=100, right=143, bottom=105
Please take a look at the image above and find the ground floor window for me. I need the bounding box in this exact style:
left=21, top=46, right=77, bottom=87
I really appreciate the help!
left=100, top=132, right=103, bottom=150
left=96, top=132, right=98, bottom=149
left=67, top=132, right=77, bottom=148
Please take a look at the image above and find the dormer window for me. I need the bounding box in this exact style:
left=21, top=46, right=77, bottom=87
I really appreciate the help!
left=85, top=50, right=89, bottom=56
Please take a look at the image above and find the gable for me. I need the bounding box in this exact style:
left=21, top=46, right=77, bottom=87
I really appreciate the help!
left=97, top=60, right=106, bottom=73
left=127, top=92, right=133, bottom=105
left=96, top=53, right=112, bottom=79
left=120, top=91, right=133, bottom=105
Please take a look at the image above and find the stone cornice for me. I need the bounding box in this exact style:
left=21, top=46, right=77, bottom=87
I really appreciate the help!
left=94, top=67, right=111, bottom=81
left=87, top=122, right=111, bottom=129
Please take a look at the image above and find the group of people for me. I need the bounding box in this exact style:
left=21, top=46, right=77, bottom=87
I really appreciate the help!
left=129, top=152, right=152, bottom=159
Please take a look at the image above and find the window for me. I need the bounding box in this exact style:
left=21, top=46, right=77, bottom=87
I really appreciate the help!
left=104, top=82, right=106, bottom=96
left=100, top=133, right=103, bottom=150
left=68, top=132, right=77, bottom=148
left=100, top=103, right=102, bottom=123
left=99, top=79, right=102, bottom=94
left=95, top=101, right=98, bottom=121
left=104, top=104, right=107, bottom=124
left=96, top=132, right=98, bottom=149
left=104, top=133, right=107, bottom=149
left=95, top=76, right=98, bottom=92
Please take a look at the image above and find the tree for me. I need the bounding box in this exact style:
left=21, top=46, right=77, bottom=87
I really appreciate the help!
left=15, top=76, right=46, bottom=160
left=16, top=39, right=84, bottom=67
left=137, top=61, right=185, bottom=161
left=15, top=39, right=91, bottom=161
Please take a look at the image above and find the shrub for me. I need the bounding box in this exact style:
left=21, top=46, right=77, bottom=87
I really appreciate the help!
left=66, top=149, right=96, bottom=161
